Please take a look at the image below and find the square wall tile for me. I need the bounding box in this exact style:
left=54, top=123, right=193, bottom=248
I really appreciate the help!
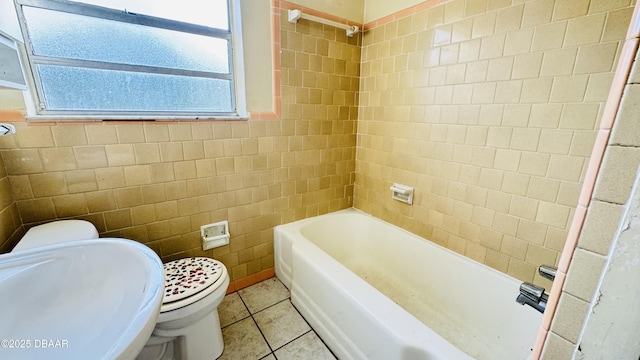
left=593, top=146, right=640, bottom=204
left=550, top=292, right=589, bottom=344
left=541, top=331, right=576, bottom=359
left=578, top=200, right=624, bottom=255
left=564, top=249, right=606, bottom=301
left=611, top=84, right=640, bottom=147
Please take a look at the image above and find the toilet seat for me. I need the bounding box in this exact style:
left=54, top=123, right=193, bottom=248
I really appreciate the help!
left=161, top=257, right=225, bottom=312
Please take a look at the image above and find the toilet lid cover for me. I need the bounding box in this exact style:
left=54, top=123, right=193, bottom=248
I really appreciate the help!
left=163, top=257, right=223, bottom=304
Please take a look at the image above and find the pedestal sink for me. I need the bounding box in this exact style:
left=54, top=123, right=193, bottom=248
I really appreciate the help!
left=0, top=238, right=164, bottom=360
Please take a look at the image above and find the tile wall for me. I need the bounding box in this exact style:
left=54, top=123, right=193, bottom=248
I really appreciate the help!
left=0, top=7, right=360, bottom=283
left=0, top=153, right=22, bottom=250
left=355, top=0, right=635, bottom=285
left=0, top=0, right=635, bottom=303
left=0, top=90, right=24, bottom=250
left=540, top=18, right=640, bottom=357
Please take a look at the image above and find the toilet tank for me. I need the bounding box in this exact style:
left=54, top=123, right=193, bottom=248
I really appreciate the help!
left=12, top=220, right=99, bottom=252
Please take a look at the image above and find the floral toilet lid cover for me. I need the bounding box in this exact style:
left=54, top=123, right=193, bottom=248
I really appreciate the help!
left=163, top=257, right=223, bottom=304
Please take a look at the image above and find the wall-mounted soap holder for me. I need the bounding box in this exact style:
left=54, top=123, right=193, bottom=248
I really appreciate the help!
left=390, top=183, right=414, bottom=205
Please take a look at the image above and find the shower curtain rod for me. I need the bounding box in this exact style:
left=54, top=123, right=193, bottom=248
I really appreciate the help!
left=287, top=9, right=360, bottom=37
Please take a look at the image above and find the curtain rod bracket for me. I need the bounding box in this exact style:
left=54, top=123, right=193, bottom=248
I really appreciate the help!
left=288, top=9, right=303, bottom=23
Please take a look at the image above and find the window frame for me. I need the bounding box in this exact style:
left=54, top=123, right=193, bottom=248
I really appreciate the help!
left=14, top=0, right=247, bottom=121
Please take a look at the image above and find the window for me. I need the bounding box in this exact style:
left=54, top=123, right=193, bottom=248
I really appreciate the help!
left=15, top=0, right=247, bottom=119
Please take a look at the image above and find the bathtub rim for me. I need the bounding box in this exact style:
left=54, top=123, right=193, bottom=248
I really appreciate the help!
left=276, top=207, right=523, bottom=286
left=274, top=207, right=542, bottom=360
left=289, top=230, right=473, bottom=359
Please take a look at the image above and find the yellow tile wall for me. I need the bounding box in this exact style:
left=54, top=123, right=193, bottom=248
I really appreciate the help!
left=0, top=11, right=360, bottom=282
left=355, top=0, right=634, bottom=285
left=0, top=0, right=634, bottom=291
left=0, top=154, right=23, bottom=252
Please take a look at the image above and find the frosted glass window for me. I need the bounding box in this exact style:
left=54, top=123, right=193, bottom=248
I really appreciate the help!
left=38, top=65, right=232, bottom=112
left=16, top=0, right=243, bottom=118
left=23, top=7, right=230, bottom=74
left=78, top=0, right=229, bottom=30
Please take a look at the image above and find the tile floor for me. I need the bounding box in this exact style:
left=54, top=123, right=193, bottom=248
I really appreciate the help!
left=217, top=277, right=337, bottom=360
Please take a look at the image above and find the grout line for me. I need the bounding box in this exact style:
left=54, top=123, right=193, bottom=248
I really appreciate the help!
left=272, top=277, right=337, bottom=358
left=234, top=290, right=277, bottom=357
left=248, top=297, right=292, bottom=316
left=223, top=277, right=336, bottom=359
left=235, top=288, right=290, bottom=359
left=270, top=329, right=313, bottom=354
left=220, top=293, right=252, bottom=330
left=287, top=300, right=339, bottom=359
left=251, top=313, right=275, bottom=356
left=248, top=297, right=306, bottom=358
left=219, top=314, right=252, bottom=330
left=267, top=300, right=338, bottom=359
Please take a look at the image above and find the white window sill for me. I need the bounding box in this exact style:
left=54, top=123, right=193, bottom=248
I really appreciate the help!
left=24, top=114, right=249, bottom=122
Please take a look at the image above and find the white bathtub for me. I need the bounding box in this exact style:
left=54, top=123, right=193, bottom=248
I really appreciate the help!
left=274, top=208, right=542, bottom=360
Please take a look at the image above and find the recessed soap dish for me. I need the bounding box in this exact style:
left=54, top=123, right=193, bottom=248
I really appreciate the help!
left=390, top=183, right=414, bottom=205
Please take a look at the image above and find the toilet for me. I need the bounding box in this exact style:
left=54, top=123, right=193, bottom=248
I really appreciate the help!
left=12, top=220, right=229, bottom=360
left=137, top=257, right=229, bottom=360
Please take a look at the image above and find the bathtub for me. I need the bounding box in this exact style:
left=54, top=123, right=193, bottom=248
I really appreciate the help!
left=274, top=208, right=542, bottom=360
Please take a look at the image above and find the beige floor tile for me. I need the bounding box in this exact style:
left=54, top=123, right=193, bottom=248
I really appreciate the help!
left=238, top=277, right=290, bottom=313
left=253, top=300, right=310, bottom=350
left=219, top=317, right=271, bottom=360
left=259, top=355, right=276, bottom=360
left=219, top=292, right=250, bottom=327
left=274, top=331, right=336, bottom=360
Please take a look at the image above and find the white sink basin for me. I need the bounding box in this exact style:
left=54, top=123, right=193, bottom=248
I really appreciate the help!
left=0, top=238, right=164, bottom=360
